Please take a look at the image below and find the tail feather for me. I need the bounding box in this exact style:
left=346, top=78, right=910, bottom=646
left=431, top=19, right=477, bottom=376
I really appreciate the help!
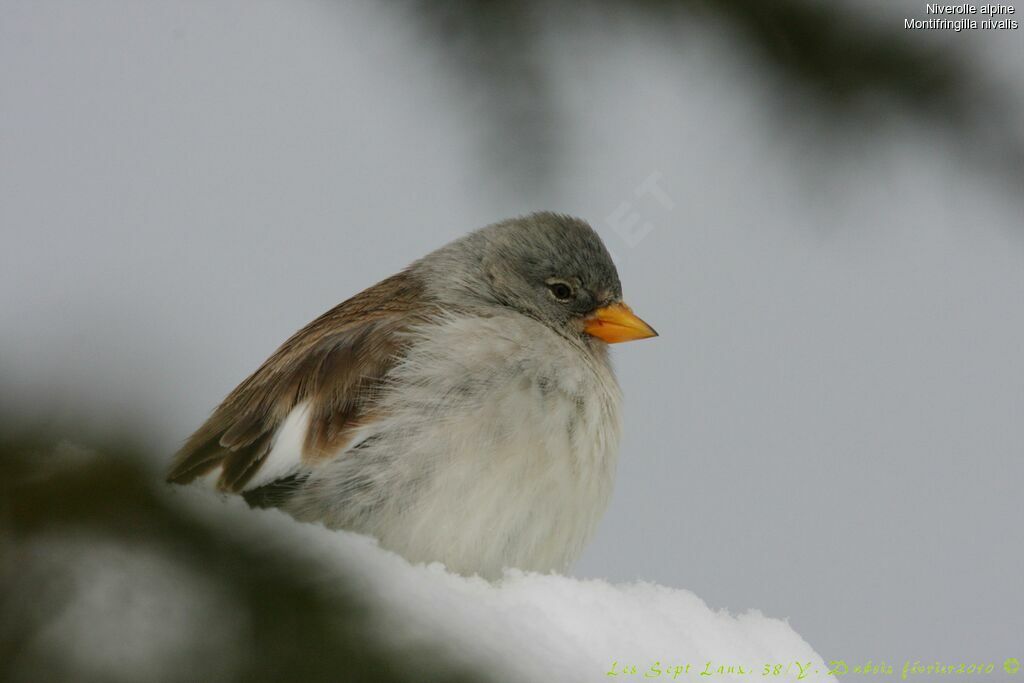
left=166, top=432, right=225, bottom=484
left=219, top=431, right=275, bottom=492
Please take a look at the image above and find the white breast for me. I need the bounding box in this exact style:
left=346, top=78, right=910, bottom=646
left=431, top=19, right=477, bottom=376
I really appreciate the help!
left=287, top=312, right=623, bottom=579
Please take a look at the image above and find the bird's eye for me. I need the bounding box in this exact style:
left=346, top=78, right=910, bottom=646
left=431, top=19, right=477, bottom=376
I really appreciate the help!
left=547, top=281, right=573, bottom=301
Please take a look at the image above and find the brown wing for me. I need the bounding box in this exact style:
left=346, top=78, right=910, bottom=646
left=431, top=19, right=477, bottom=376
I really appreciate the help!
left=167, top=270, right=431, bottom=492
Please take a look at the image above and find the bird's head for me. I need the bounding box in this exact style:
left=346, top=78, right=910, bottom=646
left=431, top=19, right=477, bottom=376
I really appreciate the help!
left=420, top=212, right=657, bottom=345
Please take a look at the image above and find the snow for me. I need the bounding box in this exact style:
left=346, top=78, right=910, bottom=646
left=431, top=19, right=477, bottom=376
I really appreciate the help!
left=168, top=488, right=835, bottom=683
left=8, top=454, right=834, bottom=682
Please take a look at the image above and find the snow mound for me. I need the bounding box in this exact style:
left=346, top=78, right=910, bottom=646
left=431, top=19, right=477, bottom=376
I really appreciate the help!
left=175, top=488, right=835, bottom=683
left=4, top=440, right=832, bottom=683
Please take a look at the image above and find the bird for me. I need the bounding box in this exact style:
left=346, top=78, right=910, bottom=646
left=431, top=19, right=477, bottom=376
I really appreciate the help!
left=167, top=212, right=656, bottom=579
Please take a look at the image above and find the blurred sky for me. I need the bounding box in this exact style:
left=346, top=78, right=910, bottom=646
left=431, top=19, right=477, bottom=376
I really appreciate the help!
left=2, top=0, right=1022, bottom=672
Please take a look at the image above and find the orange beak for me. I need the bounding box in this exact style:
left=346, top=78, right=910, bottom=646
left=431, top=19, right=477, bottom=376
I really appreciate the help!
left=583, top=302, right=658, bottom=344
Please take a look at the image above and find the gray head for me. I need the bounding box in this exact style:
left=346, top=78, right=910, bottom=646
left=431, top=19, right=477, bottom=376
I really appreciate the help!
left=416, top=212, right=656, bottom=344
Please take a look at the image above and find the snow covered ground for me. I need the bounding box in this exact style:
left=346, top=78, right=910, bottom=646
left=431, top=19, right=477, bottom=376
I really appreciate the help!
left=67, top=487, right=836, bottom=682
left=4, top=442, right=833, bottom=683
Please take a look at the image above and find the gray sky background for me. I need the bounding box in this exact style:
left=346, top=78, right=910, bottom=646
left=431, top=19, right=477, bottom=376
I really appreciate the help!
left=2, top=0, right=1022, bottom=674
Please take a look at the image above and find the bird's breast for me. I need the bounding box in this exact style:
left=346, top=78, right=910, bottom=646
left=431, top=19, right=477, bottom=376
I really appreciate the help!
left=292, top=313, right=623, bottom=579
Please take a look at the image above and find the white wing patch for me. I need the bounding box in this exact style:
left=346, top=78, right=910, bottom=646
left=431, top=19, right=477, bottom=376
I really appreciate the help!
left=241, top=400, right=312, bottom=491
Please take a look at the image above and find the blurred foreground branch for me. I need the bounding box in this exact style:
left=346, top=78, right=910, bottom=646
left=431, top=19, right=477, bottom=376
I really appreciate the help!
left=407, top=0, right=1022, bottom=191
left=0, top=429, right=481, bottom=683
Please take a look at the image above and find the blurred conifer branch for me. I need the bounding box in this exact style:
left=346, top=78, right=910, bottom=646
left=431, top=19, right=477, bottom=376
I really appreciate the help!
left=0, top=428, right=483, bottom=683
left=405, top=0, right=1021, bottom=191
